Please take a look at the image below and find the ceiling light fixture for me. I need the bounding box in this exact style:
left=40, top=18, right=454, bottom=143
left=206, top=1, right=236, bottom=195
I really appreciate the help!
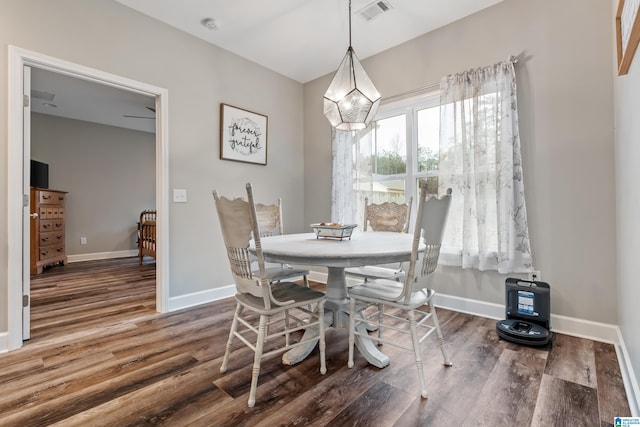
left=323, top=0, right=380, bottom=131
left=201, top=18, right=217, bottom=30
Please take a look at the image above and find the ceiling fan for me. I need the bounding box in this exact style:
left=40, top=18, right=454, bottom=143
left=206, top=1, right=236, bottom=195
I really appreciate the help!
left=123, top=106, right=155, bottom=119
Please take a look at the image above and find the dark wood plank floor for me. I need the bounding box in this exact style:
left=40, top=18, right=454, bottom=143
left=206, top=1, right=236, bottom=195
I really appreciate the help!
left=0, top=257, right=630, bottom=426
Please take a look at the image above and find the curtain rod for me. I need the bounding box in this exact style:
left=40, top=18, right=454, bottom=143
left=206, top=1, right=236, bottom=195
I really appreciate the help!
left=381, top=82, right=439, bottom=104
left=381, top=55, right=519, bottom=105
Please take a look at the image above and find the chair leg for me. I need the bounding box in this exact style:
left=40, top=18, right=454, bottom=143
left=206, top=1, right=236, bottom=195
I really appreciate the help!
left=377, top=303, right=383, bottom=345
left=408, top=309, right=429, bottom=398
left=220, top=303, right=242, bottom=373
left=248, top=314, right=268, bottom=408
left=284, top=309, right=291, bottom=348
left=318, top=301, right=327, bottom=374
left=429, top=299, right=452, bottom=367
left=303, top=274, right=310, bottom=287
left=348, top=298, right=356, bottom=368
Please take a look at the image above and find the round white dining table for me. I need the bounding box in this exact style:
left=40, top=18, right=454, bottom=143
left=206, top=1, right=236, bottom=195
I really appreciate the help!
left=255, top=231, right=420, bottom=368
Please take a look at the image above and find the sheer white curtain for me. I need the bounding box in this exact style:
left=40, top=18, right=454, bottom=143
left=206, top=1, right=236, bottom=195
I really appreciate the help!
left=331, top=129, right=356, bottom=224
left=438, top=60, right=533, bottom=273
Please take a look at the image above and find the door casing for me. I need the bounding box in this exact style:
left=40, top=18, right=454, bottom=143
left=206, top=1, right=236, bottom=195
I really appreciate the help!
left=7, top=45, right=170, bottom=349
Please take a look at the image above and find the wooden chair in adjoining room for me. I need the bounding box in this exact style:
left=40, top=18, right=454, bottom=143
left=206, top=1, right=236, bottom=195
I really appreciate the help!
left=255, top=198, right=310, bottom=287
left=347, top=184, right=453, bottom=398
left=138, top=210, right=156, bottom=265
left=345, top=197, right=413, bottom=282
left=213, top=183, right=327, bottom=407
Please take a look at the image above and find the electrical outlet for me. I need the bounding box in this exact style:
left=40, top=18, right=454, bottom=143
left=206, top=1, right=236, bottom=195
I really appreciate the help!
left=80, top=237, right=87, bottom=245
left=173, top=189, right=188, bottom=203
left=530, top=270, right=541, bottom=281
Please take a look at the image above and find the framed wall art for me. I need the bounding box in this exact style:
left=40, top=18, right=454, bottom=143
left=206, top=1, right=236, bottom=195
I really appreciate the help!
left=220, top=103, right=268, bottom=165
left=616, top=0, right=640, bottom=75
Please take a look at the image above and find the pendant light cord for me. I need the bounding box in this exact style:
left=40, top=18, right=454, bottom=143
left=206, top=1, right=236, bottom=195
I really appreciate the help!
left=348, top=0, right=352, bottom=48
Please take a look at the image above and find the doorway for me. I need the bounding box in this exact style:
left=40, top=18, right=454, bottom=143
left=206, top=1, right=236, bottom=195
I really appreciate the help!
left=7, top=46, right=170, bottom=350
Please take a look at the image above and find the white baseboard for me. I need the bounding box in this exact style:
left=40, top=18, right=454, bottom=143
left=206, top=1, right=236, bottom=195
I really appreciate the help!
left=0, top=332, right=7, bottom=355
left=617, top=328, right=640, bottom=416
left=167, top=284, right=236, bottom=312
left=432, top=293, right=621, bottom=344
left=432, top=292, right=504, bottom=320
left=67, top=249, right=138, bottom=263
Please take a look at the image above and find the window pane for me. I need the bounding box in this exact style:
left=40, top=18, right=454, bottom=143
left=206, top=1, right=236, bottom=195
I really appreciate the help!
left=417, top=107, right=439, bottom=173
left=354, top=127, right=374, bottom=182
left=353, top=114, right=407, bottom=229
left=373, top=114, right=406, bottom=176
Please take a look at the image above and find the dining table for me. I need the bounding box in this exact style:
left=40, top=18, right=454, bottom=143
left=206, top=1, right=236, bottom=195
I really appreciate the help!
left=253, top=230, right=421, bottom=369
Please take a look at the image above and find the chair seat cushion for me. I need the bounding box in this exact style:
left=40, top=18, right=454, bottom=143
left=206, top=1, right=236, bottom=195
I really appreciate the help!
left=349, top=279, right=434, bottom=307
left=345, top=265, right=404, bottom=280
left=237, top=282, right=324, bottom=313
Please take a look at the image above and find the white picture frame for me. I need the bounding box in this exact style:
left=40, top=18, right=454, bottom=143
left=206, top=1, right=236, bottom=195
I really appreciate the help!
left=220, top=103, right=268, bottom=165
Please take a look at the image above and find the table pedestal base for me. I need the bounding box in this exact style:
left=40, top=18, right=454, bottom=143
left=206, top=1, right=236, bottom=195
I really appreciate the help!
left=282, top=279, right=390, bottom=369
left=260, top=233, right=414, bottom=370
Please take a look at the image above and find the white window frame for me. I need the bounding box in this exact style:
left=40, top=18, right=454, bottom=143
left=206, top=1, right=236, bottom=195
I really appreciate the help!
left=355, top=91, right=440, bottom=228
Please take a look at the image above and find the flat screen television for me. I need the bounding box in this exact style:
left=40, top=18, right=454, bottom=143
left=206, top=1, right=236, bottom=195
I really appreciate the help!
left=30, top=160, right=49, bottom=189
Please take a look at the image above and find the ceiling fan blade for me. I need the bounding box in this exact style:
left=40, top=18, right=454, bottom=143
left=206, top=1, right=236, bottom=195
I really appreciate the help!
left=123, top=114, right=155, bottom=119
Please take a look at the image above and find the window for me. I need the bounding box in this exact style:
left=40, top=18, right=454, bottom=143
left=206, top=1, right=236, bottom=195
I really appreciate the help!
left=348, top=61, right=531, bottom=273
left=352, top=93, right=439, bottom=230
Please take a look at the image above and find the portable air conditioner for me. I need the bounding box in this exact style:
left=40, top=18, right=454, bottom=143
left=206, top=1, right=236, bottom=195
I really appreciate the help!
left=496, top=278, right=552, bottom=346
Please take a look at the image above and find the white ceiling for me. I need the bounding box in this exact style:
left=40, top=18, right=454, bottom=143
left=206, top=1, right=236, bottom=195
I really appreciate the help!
left=31, top=68, right=156, bottom=134
left=31, top=0, right=503, bottom=133
left=114, top=0, right=503, bottom=83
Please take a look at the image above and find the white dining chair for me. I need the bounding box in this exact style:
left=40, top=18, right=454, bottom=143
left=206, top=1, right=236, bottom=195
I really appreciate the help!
left=347, top=184, right=453, bottom=398
left=255, top=198, right=310, bottom=287
left=213, top=183, right=327, bottom=407
left=345, top=197, right=413, bottom=282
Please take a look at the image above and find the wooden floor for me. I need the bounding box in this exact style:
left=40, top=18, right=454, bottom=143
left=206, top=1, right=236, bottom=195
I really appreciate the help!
left=0, top=258, right=630, bottom=426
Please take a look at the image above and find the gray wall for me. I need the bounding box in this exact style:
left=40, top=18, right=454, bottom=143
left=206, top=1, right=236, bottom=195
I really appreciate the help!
left=614, top=0, right=640, bottom=407
left=31, top=113, right=155, bottom=255
left=0, top=0, right=305, bottom=330
left=304, top=0, right=617, bottom=323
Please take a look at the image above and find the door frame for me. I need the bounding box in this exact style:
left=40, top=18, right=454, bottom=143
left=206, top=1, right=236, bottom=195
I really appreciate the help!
left=7, top=45, right=170, bottom=350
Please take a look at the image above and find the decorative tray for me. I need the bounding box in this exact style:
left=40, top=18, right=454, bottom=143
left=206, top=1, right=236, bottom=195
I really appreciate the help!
left=310, top=223, right=357, bottom=240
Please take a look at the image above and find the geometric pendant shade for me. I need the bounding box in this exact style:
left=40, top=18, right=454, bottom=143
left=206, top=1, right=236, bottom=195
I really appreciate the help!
left=323, top=1, right=381, bottom=131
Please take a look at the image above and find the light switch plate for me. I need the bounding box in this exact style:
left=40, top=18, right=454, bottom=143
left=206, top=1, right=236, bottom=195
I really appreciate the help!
left=173, top=189, right=188, bottom=203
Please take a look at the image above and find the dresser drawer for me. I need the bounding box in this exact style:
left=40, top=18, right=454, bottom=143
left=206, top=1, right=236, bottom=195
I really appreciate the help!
left=39, top=220, right=55, bottom=232
left=39, top=244, right=64, bottom=261
left=39, top=219, right=64, bottom=231
left=39, top=206, right=65, bottom=219
left=39, top=231, right=64, bottom=247
left=39, top=190, right=65, bottom=205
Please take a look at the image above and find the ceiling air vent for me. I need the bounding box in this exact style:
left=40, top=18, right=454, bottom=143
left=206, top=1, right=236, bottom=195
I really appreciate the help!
left=357, top=0, right=393, bottom=22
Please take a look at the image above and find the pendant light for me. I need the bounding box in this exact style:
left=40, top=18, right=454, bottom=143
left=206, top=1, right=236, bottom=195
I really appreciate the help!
left=323, top=0, right=381, bottom=131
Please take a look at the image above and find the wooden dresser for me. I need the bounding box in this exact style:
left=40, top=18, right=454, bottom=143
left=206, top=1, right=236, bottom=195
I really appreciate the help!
left=30, top=187, right=67, bottom=274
